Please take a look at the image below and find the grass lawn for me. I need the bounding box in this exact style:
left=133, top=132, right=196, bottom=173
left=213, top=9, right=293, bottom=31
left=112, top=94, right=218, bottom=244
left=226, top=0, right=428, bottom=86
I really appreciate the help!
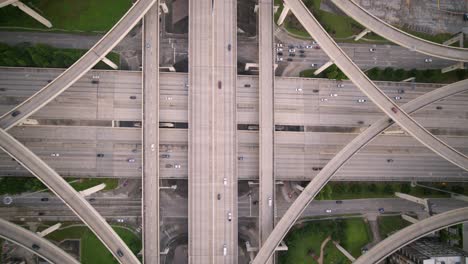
left=45, top=226, right=140, bottom=264
left=340, top=218, right=371, bottom=257
left=0, top=0, right=132, bottom=32
left=0, top=177, right=118, bottom=195
left=69, top=178, right=119, bottom=192
left=378, top=215, right=411, bottom=238
left=277, top=0, right=457, bottom=45
left=0, top=43, right=119, bottom=69
left=279, top=218, right=370, bottom=264
left=315, top=182, right=450, bottom=201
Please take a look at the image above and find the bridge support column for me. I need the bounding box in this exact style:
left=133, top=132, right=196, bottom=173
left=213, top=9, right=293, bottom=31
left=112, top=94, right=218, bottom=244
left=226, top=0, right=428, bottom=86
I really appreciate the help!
left=79, top=183, right=106, bottom=197
left=401, top=77, right=415, bottom=82
left=159, top=3, right=168, bottom=13
left=37, top=223, right=62, bottom=237
left=8, top=0, right=52, bottom=28
left=443, top=33, right=463, bottom=47
left=277, top=5, right=290, bottom=25
left=354, top=28, right=371, bottom=41
left=441, top=62, right=465, bottom=73
left=314, top=61, right=334, bottom=75
left=395, top=192, right=430, bottom=212
left=401, top=214, right=419, bottom=224
left=101, top=57, right=119, bottom=70
left=333, top=241, right=355, bottom=261
left=160, top=66, right=176, bottom=72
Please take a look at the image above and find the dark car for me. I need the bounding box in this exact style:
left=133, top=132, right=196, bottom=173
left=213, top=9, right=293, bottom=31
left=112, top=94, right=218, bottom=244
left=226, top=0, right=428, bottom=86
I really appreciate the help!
left=129, top=96, right=137, bottom=100
left=277, top=52, right=283, bottom=56
left=335, top=200, right=343, bottom=204
left=89, top=198, right=96, bottom=202
left=117, top=249, right=124, bottom=257
left=244, top=84, right=251, bottom=88
left=40, top=198, right=48, bottom=202
left=217, top=193, right=221, bottom=200
left=160, top=154, right=170, bottom=159
left=11, top=110, right=21, bottom=117
left=287, top=58, right=293, bottom=62
left=38, top=212, right=44, bottom=216
left=299, top=50, right=305, bottom=53
left=97, top=153, right=104, bottom=158
left=288, top=53, right=295, bottom=57
left=464, top=13, right=468, bottom=21
left=300, top=54, right=306, bottom=58
left=91, top=80, right=99, bottom=84
left=32, top=244, right=40, bottom=250
left=378, top=208, right=385, bottom=213
left=227, top=44, right=231, bottom=51
left=218, top=81, right=222, bottom=89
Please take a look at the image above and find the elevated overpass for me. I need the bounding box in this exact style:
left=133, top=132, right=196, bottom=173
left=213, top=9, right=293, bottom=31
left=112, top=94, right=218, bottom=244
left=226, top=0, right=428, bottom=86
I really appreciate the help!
left=0, top=129, right=140, bottom=263
left=251, top=21, right=468, bottom=263
left=330, top=0, right=468, bottom=62
left=0, top=0, right=156, bottom=130
left=258, top=0, right=275, bottom=260
left=2, top=125, right=467, bottom=181
left=141, top=3, right=160, bottom=263
left=0, top=218, right=79, bottom=264
left=354, top=207, right=468, bottom=264
left=282, top=0, right=468, bottom=171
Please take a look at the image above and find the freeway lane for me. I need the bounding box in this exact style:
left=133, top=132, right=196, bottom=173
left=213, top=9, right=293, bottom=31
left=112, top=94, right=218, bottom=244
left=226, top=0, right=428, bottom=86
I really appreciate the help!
left=0, top=0, right=156, bottom=130
left=354, top=207, right=468, bottom=264
left=252, top=78, right=468, bottom=263
left=2, top=68, right=468, bottom=131
left=0, top=129, right=140, bottom=263
left=1, top=126, right=467, bottom=180
left=330, top=0, right=468, bottom=62
left=284, top=0, right=468, bottom=171
left=142, top=3, right=160, bottom=264
left=0, top=218, right=79, bottom=264
left=2, top=196, right=467, bottom=221
left=258, top=0, right=275, bottom=259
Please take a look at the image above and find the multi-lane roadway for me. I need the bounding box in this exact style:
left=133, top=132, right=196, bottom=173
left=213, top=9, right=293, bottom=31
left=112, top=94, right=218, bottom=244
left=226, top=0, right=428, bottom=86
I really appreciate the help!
left=329, top=0, right=468, bottom=62
left=142, top=3, right=160, bottom=263
left=0, top=218, right=79, bottom=264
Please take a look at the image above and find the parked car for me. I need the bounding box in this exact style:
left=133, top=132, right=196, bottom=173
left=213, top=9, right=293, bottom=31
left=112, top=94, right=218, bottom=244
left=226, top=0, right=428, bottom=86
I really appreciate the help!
left=40, top=198, right=48, bottom=202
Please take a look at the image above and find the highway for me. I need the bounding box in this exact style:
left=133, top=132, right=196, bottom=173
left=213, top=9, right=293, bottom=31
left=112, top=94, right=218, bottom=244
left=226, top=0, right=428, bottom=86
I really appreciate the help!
left=329, top=0, right=468, bottom=62
left=3, top=68, right=468, bottom=131
left=1, top=126, right=467, bottom=181
left=251, top=77, right=468, bottom=263
left=188, top=0, right=214, bottom=261
left=353, top=207, right=468, bottom=264
left=0, top=129, right=140, bottom=263
left=188, top=0, right=238, bottom=262
left=2, top=195, right=467, bottom=222
left=282, top=0, right=468, bottom=172
left=258, top=0, right=275, bottom=260
left=0, top=218, right=79, bottom=264
left=142, top=3, right=160, bottom=264
left=0, top=0, right=156, bottom=130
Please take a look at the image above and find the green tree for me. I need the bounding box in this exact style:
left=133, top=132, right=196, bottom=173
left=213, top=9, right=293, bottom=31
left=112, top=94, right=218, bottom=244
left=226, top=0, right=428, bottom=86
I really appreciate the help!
left=383, top=184, right=394, bottom=194
left=400, top=183, right=411, bottom=194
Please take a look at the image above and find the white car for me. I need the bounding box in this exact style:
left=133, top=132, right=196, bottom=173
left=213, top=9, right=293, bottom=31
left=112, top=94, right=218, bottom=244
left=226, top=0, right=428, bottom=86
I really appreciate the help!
left=311, top=63, right=318, bottom=67
left=268, top=197, right=273, bottom=207
left=151, top=144, right=155, bottom=151
left=174, top=164, right=181, bottom=169
left=288, top=49, right=295, bottom=53
left=117, top=219, right=124, bottom=223
left=330, top=93, right=338, bottom=97
left=296, top=88, right=303, bottom=92
left=277, top=57, right=283, bottom=62
left=51, top=153, right=60, bottom=157
left=357, top=98, right=367, bottom=103
left=227, top=212, right=232, bottom=221
left=425, top=58, right=433, bottom=63
left=277, top=43, right=283, bottom=47
left=276, top=47, right=283, bottom=52
left=325, top=209, right=332, bottom=213
left=127, top=158, right=136, bottom=163
left=305, top=45, right=313, bottom=49
left=369, top=48, right=376, bottom=52
left=223, top=178, right=228, bottom=186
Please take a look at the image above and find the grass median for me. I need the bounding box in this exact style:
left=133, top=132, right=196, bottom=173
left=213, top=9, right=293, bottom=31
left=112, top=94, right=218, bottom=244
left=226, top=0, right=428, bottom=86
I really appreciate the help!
left=0, top=0, right=132, bottom=32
